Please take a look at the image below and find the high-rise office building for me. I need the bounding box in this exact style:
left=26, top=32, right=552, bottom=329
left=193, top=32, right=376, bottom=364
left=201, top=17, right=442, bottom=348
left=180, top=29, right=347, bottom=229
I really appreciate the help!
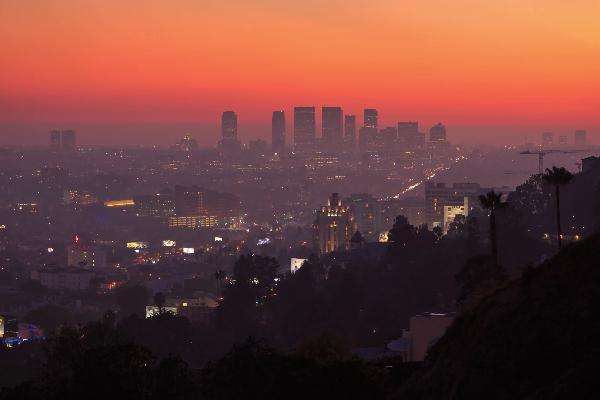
left=174, top=186, right=206, bottom=217
left=358, top=127, right=377, bottom=153
left=134, top=189, right=176, bottom=218
left=221, top=111, right=238, bottom=140
left=542, top=132, right=554, bottom=146
left=380, top=126, right=398, bottom=148
left=364, top=109, right=378, bottom=129
left=425, top=182, right=486, bottom=230
left=294, top=107, right=316, bottom=153
left=50, top=130, right=61, bottom=150
left=61, top=130, right=76, bottom=151
left=558, top=135, right=568, bottom=145
left=314, top=193, right=356, bottom=254
left=398, top=122, right=418, bottom=142
left=219, top=111, right=241, bottom=155
left=348, top=193, right=381, bottom=240
left=429, top=123, right=446, bottom=142
left=344, top=115, right=356, bottom=150
left=574, top=130, right=587, bottom=146
left=271, top=111, right=286, bottom=151
left=249, top=139, right=268, bottom=154
left=398, top=122, right=425, bottom=148
left=322, top=107, right=343, bottom=151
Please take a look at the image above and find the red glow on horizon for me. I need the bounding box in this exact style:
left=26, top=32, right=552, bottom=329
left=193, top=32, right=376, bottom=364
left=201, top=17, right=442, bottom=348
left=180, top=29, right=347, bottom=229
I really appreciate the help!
left=0, top=1, right=599, bottom=144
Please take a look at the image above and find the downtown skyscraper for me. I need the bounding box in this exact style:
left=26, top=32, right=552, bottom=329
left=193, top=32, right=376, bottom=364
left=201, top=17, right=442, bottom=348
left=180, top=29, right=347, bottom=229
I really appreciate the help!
left=398, top=122, right=424, bottom=148
left=429, top=123, right=447, bottom=142
left=293, top=107, right=316, bottom=154
left=359, top=109, right=378, bottom=152
left=322, top=106, right=343, bottom=151
left=344, top=115, right=357, bottom=151
left=61, top=130, right=76, bottom=151
left=221, top=111, right=238, bottom=140
left=219, top=111, right=241, bottom=155
left=364, top=109, right=378, bottom=129
left=271, top=111, right=286, bottom=151
left=50, top=130, right=61, bottom=150
left=49, top=129, right=76, bottom=151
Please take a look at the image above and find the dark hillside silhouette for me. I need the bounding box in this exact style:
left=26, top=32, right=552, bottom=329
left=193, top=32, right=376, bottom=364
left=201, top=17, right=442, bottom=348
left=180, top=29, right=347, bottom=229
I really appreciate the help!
left=399, top=234, right=600, bottom=399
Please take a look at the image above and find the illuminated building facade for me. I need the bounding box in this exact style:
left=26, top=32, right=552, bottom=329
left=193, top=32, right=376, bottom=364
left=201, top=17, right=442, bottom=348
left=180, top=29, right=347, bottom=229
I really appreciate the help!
left=314, top=193, right=356, bottom=254
left=425, top=182, right=482, bottom=229
left=104, top=199, right=135, bottom=208
left=134, top=190, right=176, bottom=218
left=168, top=215, right=219, bottom=229
left=442, top=198, right=469, bottom=233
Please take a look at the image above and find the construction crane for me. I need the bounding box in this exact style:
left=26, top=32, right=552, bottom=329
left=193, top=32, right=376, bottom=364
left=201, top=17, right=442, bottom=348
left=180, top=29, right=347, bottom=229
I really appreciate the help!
left=519, top=149, right=586, bottom=174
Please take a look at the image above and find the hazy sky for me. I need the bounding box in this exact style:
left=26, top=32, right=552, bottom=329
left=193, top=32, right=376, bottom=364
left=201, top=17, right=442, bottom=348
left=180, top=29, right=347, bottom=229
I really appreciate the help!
left=1, top=0, right=599, bottom=145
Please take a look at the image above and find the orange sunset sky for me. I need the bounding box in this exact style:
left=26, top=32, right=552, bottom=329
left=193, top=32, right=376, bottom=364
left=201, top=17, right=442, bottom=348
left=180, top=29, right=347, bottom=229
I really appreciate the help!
left=1, top=0, right=599, bottom=145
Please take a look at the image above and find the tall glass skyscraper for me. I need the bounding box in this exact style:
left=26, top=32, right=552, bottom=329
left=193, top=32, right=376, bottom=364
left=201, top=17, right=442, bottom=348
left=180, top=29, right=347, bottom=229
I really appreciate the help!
left=322, top=106, right=343, bottom=151
left=271, top=111, right=286, bottom=151
left=429, top=123, right=447, bottom=142
left=221, top=111, right=238, bottom=140
left=293, top=106, right=316, bottom=153
left=364, top=109, right=378, bottom=129
left=344, top=115, right=356, bottom=150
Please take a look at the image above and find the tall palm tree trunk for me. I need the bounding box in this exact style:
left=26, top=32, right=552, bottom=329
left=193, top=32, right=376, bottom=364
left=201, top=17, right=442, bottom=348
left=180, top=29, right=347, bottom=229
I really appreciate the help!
left=555, top=185, right=562, bottom=250
left=490, top=211, right=498, bottom=267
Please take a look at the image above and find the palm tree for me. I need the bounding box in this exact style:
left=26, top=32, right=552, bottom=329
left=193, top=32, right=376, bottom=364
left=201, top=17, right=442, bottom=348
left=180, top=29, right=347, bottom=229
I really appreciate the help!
left=543, top=166, right=574, bottom=250
left=479, top=190, right=508, bottom=267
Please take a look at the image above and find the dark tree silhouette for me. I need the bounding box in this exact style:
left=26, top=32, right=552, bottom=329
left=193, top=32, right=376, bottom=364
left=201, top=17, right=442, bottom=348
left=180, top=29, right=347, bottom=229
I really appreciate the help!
left=455, top=255, right=507, bottom=311
left=214, top=270, right=226, bottom=296
left=479, top=190, right=508, bottom=267
left=543, top=166, right=574, bottom=250
left=215, top=254, right=279, bottom=337
left=116, top=285, right=149, bottom=318
left=23, top=304, right=72, bottom=335
left=153, top=292, right=166, bottom=313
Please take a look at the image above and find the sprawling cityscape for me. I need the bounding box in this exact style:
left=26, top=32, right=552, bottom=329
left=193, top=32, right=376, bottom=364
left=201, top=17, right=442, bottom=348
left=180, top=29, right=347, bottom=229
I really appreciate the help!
left=1, top=0, right=600, bottom=399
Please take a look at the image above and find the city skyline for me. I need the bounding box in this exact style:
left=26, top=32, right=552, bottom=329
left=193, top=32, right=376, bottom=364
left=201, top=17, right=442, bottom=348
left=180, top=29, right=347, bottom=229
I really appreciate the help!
left=1, top=1, right=599, bottom=145
left=1, top=2, right=600, bottom=396
left=18, top=111, right=600, bottom=149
